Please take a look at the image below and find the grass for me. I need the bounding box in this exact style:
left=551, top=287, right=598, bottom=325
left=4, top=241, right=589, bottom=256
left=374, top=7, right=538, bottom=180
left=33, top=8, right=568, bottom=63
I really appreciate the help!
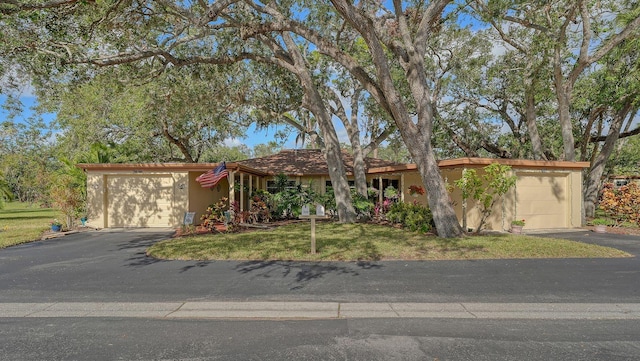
left=0, top=202, right=62, bottom=248
left=147, top=222, right=632, bottom=261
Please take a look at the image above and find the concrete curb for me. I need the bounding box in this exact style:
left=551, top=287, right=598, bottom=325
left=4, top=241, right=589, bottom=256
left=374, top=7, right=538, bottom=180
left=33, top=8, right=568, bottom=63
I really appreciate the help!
left=2, top=302, right=640, bottom=320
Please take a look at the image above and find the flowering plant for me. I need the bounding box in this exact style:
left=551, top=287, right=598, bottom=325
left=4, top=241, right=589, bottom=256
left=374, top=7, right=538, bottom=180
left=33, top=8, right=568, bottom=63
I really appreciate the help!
left=511, top=219, right=525, bottom=226
left=50, top=219, right=63, bottom=227
left=408, top=185, right=425, bottom=196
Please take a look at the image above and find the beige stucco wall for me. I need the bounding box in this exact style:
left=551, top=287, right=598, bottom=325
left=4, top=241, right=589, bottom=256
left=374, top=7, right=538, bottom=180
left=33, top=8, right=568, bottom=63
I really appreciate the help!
left=401, top=167, right=583, bottom=231
left=460, top=168, right=582, bottom=232
left=189, top=172, right=229, bottom=226
left=457, top=167, right=514, bottom=232
left=401, top=172, right=428, bottom=205
left=84, top=170, right=188, bottom=228
left=441, top=168, right=464, bottom=227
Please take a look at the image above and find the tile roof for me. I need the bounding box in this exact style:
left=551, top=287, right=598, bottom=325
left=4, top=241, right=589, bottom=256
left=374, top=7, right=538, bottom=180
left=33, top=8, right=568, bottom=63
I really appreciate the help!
left=237, top=149, right=405, bottom=176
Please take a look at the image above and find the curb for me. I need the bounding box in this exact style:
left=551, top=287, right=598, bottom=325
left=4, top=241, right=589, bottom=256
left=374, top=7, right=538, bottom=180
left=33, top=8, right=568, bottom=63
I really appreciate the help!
left=2, top=302, right=640, bottom=320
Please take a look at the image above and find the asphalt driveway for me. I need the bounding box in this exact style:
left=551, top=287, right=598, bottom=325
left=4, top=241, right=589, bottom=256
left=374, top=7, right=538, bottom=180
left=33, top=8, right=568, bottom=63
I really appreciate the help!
left=0, top=229, right=638, bottom=304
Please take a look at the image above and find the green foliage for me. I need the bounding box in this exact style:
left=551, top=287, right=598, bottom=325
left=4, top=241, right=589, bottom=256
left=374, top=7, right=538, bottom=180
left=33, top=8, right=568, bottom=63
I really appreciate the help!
left=201, top=145, right=252, bottom=163
left=0, top=172, right=13, bottom=209
left=591, top=218, right=613, bottom=226
left=271, top=183, right=307, bottom=219
left=315, top=188, right=336, bottom=215
left=383, top=185, right=398, bottom=199
left=252, top=142, right=282, bottom=158
left=350, top=190, right=374, bottom=219
left=455, top=164, right=517, bottom=233
left=273, top=173, right=290, bottom=193
left=48, top=157, right=86, bottom=228
left=609, top=136, right=640, bottom=176
left=386, top=201, right=433, bottom=233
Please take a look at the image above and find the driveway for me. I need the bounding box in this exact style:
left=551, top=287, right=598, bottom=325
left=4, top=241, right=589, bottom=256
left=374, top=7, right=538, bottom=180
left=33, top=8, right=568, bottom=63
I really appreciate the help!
left=0, top=229, right=638, bottom=304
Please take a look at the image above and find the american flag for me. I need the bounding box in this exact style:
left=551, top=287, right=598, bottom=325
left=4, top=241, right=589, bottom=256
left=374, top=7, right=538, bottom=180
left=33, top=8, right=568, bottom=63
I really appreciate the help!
left=196, top=162, right=228, bottom=188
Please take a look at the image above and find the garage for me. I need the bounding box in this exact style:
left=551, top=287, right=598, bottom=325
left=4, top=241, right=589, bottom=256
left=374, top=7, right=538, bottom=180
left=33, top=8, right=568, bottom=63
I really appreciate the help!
left=106, top=175, right=175, bottom=227
left=515, top=172, right=569, bottom=229
left=437, top=158, right=587, bottom=231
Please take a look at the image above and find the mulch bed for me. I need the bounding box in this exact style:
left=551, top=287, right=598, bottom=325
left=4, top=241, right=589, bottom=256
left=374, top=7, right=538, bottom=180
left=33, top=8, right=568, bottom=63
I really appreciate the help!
left=587, top=225, right=640, bottom=236
left=174, top=219, right=308, bottom=237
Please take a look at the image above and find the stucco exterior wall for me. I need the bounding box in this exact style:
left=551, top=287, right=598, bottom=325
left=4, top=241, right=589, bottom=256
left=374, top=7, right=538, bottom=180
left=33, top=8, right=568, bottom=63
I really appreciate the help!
left=85, top=173, right=105, bottom=229
left=189, top=173, right=229, bottom=226
left=401, top=172, right=428, bottom=205
left=441, top=168, right=464, bottom=228
left=413, top=167, right=583, bottom=232
left=84, top=170, right=188, bottom=228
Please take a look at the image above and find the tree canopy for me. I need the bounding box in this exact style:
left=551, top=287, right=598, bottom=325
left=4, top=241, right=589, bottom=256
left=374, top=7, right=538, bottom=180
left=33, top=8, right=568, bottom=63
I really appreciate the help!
left=1, top=0, right=639, bottom=235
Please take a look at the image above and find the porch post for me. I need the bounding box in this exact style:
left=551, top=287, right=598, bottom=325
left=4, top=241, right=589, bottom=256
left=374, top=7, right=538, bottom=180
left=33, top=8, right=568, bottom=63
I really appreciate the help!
left=378, top=176, right=383, bottom=204
left=400, top=173, right=405, bottom=203
left=249, top=174, right=253, bottom=196
left=240, top=173, right=244, bottom=212
left=228, top=171, right=235, bottom=205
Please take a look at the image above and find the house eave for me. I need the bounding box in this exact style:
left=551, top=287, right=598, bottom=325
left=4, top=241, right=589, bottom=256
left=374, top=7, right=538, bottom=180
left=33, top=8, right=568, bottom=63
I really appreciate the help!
left=76, top=162, right=268, bottom=176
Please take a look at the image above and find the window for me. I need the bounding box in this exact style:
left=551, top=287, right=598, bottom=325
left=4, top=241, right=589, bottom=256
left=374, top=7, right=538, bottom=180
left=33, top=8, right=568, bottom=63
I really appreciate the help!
left=266, top=179, right=297, bottom=194
left=325, top=180, right=355, bottom=191
left=371, top=179, right=399, bottom=190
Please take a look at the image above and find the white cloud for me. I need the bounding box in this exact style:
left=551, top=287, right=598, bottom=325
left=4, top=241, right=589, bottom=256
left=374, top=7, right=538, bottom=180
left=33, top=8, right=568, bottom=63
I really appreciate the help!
left=223, top=137, right=243, bottom=147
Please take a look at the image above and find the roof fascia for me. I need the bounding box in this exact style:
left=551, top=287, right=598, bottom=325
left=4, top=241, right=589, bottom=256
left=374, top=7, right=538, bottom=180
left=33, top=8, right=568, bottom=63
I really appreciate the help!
left=76, top=162, right=268, bottom=176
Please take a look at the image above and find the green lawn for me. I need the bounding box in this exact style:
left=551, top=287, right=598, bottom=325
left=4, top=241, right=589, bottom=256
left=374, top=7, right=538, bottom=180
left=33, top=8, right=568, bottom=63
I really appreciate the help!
left=0, top=202, right=62, bottom=248
left=147, top=222, right=632, bottom=261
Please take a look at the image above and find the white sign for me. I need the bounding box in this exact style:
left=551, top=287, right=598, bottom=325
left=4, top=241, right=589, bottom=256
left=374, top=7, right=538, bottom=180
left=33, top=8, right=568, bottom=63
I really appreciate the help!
left=183, top=212, right=196, bottom=225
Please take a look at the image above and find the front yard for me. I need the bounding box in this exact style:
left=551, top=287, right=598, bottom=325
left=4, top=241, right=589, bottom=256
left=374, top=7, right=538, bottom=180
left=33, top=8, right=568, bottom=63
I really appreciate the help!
left=147, top=222, right=632, bottom=261
left=0, top=202, right=63, bottom=248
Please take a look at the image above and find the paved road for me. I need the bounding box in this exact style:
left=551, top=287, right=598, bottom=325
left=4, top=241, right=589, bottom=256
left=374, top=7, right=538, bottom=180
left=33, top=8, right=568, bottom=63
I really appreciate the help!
left=1, top=229, right=639, bottom=360
left=1, top=318, right=639, bottom=361
left=0, top=229, right=639, bottom=303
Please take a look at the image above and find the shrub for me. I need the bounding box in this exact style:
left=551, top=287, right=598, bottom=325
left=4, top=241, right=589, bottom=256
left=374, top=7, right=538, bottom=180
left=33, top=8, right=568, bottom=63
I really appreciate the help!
left=454, top=163, right=517, bottom=234
left=386, top=201, right=433, bottom=233
left=200, top=197, right=228, bottom=231
left=599, top=182, right=640, bottom=225
left=351, top=190, right=374, bottom=220
left=591, top=218, right=613, bottom=226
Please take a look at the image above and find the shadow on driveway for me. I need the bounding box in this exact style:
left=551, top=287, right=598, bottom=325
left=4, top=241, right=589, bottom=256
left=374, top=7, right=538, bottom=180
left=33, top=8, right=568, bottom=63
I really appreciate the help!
left=534, top=229, right=640, bottom=257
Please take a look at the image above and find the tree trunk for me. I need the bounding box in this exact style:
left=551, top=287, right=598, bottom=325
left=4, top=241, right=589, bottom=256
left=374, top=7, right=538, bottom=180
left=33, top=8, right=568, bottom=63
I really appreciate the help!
left=328, top=0, right=462, bottom=237
left=410, top=140, right=462, bottom=237
left=345, top=89, right=368, bottom=197
left=584, top=103, right=632, bottom=218
left=281, top=33, right=356, bottom=223
left=524, top=86, right=546, bottom=160
left=351, top=138, right=368, bottom=197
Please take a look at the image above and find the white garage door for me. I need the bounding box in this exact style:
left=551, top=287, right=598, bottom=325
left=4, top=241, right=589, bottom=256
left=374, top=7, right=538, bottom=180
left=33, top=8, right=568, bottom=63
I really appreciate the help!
left=106, top=175, right=174, bottom=227
left=515, top=173, right=568, bottom=229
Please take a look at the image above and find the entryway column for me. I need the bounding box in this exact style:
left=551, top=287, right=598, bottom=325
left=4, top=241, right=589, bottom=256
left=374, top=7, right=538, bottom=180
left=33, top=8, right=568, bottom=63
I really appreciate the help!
left=240, top=173, right=244, bottom=212
left=228, top=171, right=235, bottom=205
